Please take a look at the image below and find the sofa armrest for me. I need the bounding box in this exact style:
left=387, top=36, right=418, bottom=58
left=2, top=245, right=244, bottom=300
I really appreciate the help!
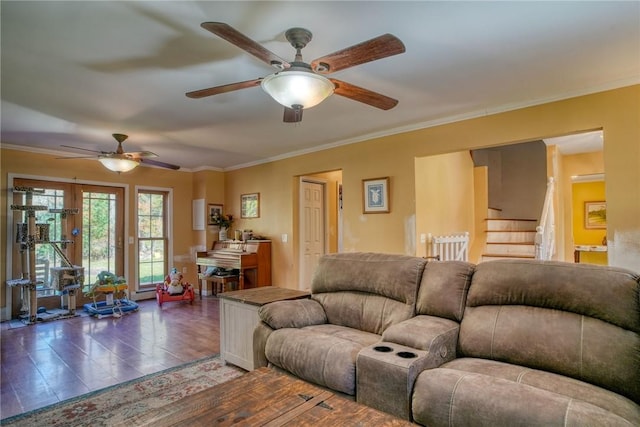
left=253, top=321, right=273, bottom=369
left=381, top=315, right=459, bottom=364
left=258, top=298, right=327, bottom=330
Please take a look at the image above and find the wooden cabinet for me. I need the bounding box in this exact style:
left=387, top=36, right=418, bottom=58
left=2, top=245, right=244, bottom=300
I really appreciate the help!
left=219, top=287, right=309, bottom=370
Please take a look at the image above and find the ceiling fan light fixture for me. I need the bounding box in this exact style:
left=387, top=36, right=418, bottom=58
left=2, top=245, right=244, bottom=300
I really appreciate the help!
left=98, top=156, right=140, bottom=173
left=261, top=69, right=334, bottom=109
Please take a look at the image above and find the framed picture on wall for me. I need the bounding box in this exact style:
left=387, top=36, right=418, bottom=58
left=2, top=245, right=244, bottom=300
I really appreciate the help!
left=584, top=201, right=606, bottom=229
left=362, top=177, right=390, bottom=213
left=241, top=193, right=260, bottom=218
left=207, top=204, right=223, bottom=225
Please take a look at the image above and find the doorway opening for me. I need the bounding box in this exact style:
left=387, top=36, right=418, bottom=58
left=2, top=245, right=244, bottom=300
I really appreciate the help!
left=414, top=129, right=604, bottom=264
left=297, top=170, right=342, bottom=290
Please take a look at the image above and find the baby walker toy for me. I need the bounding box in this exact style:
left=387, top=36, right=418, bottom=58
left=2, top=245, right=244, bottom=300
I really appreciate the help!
left=83, top=271, right=139, bottom=318
left=156, top=268, right=195, bottom=307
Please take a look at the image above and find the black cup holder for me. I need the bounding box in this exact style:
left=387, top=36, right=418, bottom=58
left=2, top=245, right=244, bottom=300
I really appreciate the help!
left=396, top=351, right=417, bottom=359
left=373, top=345, right=393, bottom=353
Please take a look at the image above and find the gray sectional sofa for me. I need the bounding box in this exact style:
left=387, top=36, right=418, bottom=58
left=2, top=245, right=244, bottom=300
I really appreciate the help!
left=254, top=252, right=640, bottom=426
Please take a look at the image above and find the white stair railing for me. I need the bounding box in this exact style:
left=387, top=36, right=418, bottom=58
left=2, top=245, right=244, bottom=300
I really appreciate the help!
left=535, top=177, right=555, bottom=260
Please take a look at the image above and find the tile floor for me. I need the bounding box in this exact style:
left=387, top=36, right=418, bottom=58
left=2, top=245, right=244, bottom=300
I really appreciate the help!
left=0, top=296, right=222, bottom=419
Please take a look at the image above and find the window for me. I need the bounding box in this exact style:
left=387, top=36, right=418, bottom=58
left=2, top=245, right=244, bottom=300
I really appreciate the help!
left=137, top=190, right=169, bottom=289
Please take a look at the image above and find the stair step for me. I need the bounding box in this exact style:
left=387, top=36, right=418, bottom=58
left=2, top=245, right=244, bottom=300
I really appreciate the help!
left=485, top=243, right=535, bottom=256
left=486, top=230, right=536, bottom=243
left=487, top=208, right=502, bottom=219
left=485, top=218, right=538, bottom=231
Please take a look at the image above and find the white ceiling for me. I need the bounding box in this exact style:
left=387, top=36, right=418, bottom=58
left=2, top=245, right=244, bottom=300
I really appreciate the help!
left=544, top=130, right=603, bottom=155
left=1, top=1, right=638, bottom=171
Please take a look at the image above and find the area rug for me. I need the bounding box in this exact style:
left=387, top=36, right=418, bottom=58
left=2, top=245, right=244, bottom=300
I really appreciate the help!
left=1, top=355, right=244, bottom=426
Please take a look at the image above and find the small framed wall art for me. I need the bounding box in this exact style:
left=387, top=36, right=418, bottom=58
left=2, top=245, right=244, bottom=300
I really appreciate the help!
left=584, top=201, right=606, bottom=229
left=362, top=177, right=390, bottom=214
left=207, top=204, right=223, bottom=225
left=241, top=193, right=260, bottom=218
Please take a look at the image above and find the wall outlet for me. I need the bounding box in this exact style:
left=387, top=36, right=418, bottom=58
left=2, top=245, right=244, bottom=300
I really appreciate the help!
left=182, top=267, right=187, bottom=274
left=128, top=236, right=134, bottom=244
left=420, top=233, right=427, bottom=244
left=281, top=234, right=288, bottom=243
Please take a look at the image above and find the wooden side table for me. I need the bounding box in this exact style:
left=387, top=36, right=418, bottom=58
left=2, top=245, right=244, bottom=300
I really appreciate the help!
left=218, top=286, right=309, bottom=370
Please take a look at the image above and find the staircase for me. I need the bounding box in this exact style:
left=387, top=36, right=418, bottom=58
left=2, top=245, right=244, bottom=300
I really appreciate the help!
left=481, top=209, right=537, bottom=261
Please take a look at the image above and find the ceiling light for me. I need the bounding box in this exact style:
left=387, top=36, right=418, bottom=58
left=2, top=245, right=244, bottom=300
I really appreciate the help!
left=261, top=68, right=334, bottom=110
left=98, top=156, right=139, bottom=173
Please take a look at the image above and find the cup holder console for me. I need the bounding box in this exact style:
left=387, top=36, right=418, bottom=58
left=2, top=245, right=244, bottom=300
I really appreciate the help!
left=358, top=343, right=428, bottom=419
left=373, top=345, right=417, bottom=359
left=396, top=351, right=417, bottom=359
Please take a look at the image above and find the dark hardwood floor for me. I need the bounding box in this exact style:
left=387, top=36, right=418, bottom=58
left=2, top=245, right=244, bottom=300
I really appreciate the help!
left=0, top=295, right=222, bottom=419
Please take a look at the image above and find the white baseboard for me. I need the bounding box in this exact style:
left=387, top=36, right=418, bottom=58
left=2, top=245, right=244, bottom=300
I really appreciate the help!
left=130, top=290, right=156, bottom=301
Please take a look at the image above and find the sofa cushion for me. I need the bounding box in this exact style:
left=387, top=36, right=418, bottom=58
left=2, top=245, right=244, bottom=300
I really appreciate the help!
left=310, top=252, right=427, bottom=335
left=460, top=260, right=640, bottom=403
left=311, top=252, right=426, bottom=302
left=467, top=260, right=640, bottom=332
left=412, top=358, right=640, bottom=426
left=313, top=291, right=415, bottom=336
left=264, top=325, right=380, bottom=395
left=416, top=261, right=474, bottom=321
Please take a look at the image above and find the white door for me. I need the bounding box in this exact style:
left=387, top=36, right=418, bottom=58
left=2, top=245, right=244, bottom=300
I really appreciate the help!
left=299, top=179, right=325, bottom=290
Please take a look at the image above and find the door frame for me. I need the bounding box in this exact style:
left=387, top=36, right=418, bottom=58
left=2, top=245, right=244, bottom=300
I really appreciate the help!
left=3, top=173, right=129, bottom=321
left=298, top=177, right=329, bottom=290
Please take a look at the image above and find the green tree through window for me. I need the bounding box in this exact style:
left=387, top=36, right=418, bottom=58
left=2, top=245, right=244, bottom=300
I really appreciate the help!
left=83, top=192, right=117, bottom=282
left=137, top=190, right=168, bottom=288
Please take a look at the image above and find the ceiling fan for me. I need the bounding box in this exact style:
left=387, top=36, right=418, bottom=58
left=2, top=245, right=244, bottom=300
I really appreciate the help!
left=186, top=22, right=406, bottom=123
left=59, top=133, right=180, bottom=172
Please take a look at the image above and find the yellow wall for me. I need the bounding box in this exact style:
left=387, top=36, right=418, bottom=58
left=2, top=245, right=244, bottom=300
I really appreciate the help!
left=558, top=151, right=605, bottom=261
left=415, top=151, right=475, bottom=258
left=572, top=181, right=607, bottom=265
left=192, top=169, right=226, bottom=252
left=2, top=85, right=640, bottom=315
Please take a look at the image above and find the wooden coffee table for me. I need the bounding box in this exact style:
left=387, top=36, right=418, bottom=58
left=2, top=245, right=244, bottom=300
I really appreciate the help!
left=122, top=367, right=412, bottom=426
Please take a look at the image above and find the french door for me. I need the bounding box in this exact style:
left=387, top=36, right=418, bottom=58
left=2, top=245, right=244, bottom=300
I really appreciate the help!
left=11, top=178, right=124, bottom=308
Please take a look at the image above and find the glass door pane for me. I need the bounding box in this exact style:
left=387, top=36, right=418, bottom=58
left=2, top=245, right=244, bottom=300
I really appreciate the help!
left=78, top=185, right=124, bottom=286
left=82, top=191, right=118, bottom=283
left=12, top=180, right=73, bottom=301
